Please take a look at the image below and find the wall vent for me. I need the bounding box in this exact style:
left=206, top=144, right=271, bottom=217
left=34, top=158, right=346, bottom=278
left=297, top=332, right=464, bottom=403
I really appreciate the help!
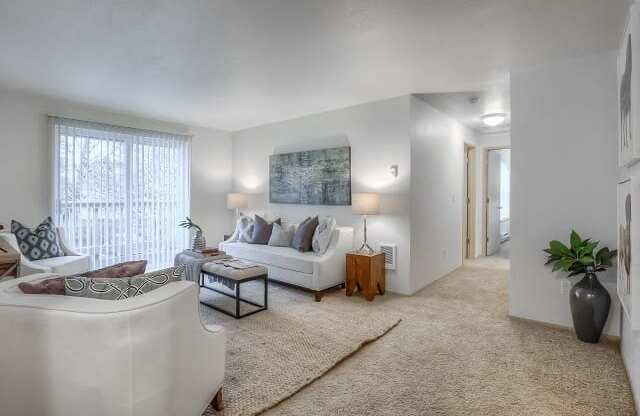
left=380, top=243, right=397, bottom=270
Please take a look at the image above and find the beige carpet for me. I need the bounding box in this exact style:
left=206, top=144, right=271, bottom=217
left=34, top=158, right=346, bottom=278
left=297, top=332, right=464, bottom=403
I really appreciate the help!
left=250, top=257, right=634, bottom=416
left=198, top=282, right=401, bottom=416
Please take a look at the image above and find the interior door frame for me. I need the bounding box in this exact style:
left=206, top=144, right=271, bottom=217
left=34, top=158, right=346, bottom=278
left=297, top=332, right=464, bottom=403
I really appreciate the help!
left=483, top=146, right=511, bottom=256
left=463, top=144, right=476, bottom=259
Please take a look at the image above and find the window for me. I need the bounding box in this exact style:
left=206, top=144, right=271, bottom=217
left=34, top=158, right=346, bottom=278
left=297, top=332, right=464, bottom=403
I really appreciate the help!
left=51, top=117, right=191, bottom=271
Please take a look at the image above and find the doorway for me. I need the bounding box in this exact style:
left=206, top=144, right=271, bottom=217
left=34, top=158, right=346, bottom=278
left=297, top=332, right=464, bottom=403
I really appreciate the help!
left=463, top=144, right=476, bottom=259
left=485, top=148, right=510, bottom=258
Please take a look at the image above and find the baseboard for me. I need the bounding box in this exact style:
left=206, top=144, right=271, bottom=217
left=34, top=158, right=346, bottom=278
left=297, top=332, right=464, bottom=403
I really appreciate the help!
left=508, top=315, right=620, bottom=345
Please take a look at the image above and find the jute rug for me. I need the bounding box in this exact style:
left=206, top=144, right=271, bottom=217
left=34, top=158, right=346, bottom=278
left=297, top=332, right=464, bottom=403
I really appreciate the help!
left=198, top=282, right=401, bottom=416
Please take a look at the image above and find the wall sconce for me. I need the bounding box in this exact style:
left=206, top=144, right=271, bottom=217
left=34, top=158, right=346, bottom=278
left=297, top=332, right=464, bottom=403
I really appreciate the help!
left=390, top=165, right=398, bottom=178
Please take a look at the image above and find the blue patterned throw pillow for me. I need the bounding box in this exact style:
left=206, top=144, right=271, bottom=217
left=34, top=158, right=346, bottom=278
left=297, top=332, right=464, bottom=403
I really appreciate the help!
left=11, top=217, right=64, bottom=261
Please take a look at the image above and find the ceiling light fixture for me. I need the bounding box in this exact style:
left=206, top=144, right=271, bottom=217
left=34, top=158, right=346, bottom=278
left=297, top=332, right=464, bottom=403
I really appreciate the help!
left=481, top=113, right=507, bottom=127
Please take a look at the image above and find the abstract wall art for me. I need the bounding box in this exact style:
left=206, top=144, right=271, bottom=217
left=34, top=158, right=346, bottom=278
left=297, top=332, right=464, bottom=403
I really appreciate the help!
left=618, top=178, right=632, bottom=320
left=619, top=7, right=640, bottom=167
left=269, top=146, right=351, bottom=205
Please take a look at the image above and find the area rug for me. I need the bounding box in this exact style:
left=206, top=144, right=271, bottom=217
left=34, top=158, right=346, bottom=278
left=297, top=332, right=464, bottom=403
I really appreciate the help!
left=198, top=282, right=401, bottom=416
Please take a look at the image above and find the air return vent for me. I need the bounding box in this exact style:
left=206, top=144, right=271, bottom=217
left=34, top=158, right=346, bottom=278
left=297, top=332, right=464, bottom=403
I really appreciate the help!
left=379, top=243, right=397, bottom=270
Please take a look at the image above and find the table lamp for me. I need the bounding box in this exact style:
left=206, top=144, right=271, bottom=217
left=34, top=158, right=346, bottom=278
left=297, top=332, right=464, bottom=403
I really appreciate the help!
left=227, top=193, right=248, bottom=219
left=352, top=193, right=380, bottom=254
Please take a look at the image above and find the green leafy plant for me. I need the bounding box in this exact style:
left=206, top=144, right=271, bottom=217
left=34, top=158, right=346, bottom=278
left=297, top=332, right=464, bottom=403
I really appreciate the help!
left=543, top=230, right=617, bottom=277
left=178, top=217, right=202, bottom=233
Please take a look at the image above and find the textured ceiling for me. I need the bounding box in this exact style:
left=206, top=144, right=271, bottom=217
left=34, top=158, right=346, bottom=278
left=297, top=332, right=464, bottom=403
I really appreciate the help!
left=417, top=82, right=511, bottom=134
left=0, top=0, right=629, bottom=131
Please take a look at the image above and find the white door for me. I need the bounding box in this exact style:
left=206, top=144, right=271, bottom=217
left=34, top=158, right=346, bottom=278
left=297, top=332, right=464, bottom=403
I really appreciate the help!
left=486, top=150, right=502, bottom=255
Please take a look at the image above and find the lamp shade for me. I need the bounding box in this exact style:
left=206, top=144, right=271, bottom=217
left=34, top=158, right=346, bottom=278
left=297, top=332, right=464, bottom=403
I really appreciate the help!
left=227, top=193, right=248, bottom=210
left=352, top=193, right=380, bottom=215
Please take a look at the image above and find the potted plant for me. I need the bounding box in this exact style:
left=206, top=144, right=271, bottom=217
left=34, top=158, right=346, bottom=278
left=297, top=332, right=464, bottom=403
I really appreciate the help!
left=543, top=230, right=617, bottom=343
left=179, top=217, right=206, bottom=251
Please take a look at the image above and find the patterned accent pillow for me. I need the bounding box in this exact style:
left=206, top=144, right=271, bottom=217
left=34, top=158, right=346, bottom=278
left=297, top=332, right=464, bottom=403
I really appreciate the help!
left=128, top=264, right=185, bottom=297
left=312, top=217, right=337, bottom=256
left=227, top=216, right=253, bottom=243
left=11, top=217, right=64, bottom=261
left=64, top=276, right=130, bottom=300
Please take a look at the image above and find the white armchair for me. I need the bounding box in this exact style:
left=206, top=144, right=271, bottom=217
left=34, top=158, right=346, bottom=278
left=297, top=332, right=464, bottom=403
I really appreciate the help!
left=0, top=226, right=90, bottom=276
left=0, top=273, right=226, bottom=416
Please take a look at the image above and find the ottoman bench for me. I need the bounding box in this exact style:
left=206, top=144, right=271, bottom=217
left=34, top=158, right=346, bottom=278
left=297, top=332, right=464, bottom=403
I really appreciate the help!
left=200, top=257, right=268, bottom=319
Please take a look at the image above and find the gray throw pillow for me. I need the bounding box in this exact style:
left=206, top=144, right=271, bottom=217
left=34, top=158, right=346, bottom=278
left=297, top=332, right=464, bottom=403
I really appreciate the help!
left=128, top=264, right=185, bottom=297
left=248, top=215, right=281, bottom=245
left=290, top=216, right=319, bottom=252
left=64, top=276, right=131, bottom=300
left=11, top=217, right=64, bottom=261
left=268, top=222, right=294, bottom=247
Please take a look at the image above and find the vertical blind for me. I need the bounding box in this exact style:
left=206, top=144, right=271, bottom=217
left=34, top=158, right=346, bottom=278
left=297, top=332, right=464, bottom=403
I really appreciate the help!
left=51, top=117, right=191, bottom=271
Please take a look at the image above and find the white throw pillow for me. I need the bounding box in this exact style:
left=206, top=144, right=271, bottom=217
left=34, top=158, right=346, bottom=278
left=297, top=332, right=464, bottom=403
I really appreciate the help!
left=312, top=217, right=336, bottom=256
left=227, top=216, right=254, bottom=243
left=268, top=222, right=294, bottom=247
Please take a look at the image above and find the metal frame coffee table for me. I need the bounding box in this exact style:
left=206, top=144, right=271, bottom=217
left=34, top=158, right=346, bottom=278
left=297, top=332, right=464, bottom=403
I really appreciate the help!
left=199, top=262, right=268, bottom=319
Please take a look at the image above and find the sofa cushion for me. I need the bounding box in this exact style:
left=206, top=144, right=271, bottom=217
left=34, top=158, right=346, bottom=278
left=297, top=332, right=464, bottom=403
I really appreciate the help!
left=11, top=217, right=63, bottom=261
left=128, top=265, right=185, bottom=297
left=221, top=243, right=316, bottom=274
left=18, top=260, right=148, bottom=295
left=291, top=216, right=318, bottom=252
left=18, top=277, right=65, bottom=295
left=312, top=217, right=337, bottom=256
left=238, top=216, right=255, bottom=243
left=268, top=223, right=294, bottom=247
left=64, top=265, right=184, bottom=300
left=64, top=276, right=131, bottom=300
left=83, top=260, right=147, bottom=279
left=248, top=215, right=281, bottom=245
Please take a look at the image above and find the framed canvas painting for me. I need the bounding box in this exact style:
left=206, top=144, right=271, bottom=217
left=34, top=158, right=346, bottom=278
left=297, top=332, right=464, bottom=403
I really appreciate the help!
left=619, top=5, right=640, bottom=167
left=269, top=146, right=351, bottom=206
left=618, top=179, right=632, bottom=321
left=619, top=177, right=640, bottom=329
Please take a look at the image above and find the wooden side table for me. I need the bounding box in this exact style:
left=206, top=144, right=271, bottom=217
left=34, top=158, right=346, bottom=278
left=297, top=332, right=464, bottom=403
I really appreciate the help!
left=0, top=240, right=20, bottom=278
left=346, top=251, right=385, bottom=301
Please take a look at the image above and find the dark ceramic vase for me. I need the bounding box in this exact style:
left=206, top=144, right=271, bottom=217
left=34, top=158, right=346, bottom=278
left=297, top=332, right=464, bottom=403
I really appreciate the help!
left=569, top=268, right=611, bottom=344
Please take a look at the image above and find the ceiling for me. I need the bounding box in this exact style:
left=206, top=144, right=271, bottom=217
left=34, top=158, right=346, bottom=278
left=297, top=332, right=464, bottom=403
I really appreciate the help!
left=0, top=0, right=630, bottom=132
left=417, top=82, right=511, bottom=134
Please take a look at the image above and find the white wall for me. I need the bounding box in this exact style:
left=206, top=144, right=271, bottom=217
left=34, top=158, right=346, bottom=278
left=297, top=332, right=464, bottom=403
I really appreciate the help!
left=0, top=88, right=233, bottom=244
left=622, top=310, right=640, bottom=406
left=409, top=95, right=479, bottom=292
left=510, top=51, right=620, bottom=336
left=231, top=96, right=413, bottom=294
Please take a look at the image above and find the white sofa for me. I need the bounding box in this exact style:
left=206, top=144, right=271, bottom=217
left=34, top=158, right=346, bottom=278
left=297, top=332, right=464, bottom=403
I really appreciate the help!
left=0, top=273, right=226, bottom=416
left=220, top=226, right=354, bottom=301
left=0, top=227, right=90, bottom=276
